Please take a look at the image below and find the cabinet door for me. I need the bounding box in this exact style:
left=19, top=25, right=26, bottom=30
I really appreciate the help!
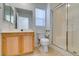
left=3, top=37, right=19, bottom=56
left=23, top=35, right=33, bottom=53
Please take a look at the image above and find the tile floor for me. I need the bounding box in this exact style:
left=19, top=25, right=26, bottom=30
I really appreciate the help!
left=25, top=47, right=66, bottom=56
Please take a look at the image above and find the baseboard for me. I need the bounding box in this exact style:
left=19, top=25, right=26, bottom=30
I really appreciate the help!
left=49, top=44, right=73, bottom=56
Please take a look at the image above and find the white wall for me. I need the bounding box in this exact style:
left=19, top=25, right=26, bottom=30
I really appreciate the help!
left=6, top=3, right=34, bottom=11
left=46, top=4, right=53, bottom=45
left=46, top=4, right=50, bottom=29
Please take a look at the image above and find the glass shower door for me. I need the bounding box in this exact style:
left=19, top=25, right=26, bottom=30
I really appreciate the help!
left=53, top=4, right=67, bottom=50
left=68, top=3, right=79, bottom=55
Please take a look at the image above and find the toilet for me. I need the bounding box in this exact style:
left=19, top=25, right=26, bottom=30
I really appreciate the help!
left=40, top=38, right=49, bottom=52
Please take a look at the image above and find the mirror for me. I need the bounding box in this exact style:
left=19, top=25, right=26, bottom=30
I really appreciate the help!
left=15, top=8, right=33, bottom=30
left=4, top=4, right=14, bottom=24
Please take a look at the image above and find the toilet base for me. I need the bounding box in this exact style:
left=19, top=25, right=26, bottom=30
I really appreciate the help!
left=41, top=45, right=48, bottom=52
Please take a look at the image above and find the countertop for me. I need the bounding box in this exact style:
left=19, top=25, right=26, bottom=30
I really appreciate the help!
left=0, top=29, right=34, bottom=33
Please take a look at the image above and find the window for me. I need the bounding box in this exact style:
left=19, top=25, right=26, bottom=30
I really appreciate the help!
left=35, top=8, right=45, bottom=26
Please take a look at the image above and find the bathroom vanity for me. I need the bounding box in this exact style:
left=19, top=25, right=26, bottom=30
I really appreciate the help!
left=1, top=30, right=34, bottom=56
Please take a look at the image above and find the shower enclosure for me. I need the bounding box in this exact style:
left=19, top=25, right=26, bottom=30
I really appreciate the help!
left=53, top=3, right=79, bottom=55
left=68, top=3, right=79, bottom=55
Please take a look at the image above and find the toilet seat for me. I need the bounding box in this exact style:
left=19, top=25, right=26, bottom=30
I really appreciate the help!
left=40, top=38, right=49, bottom=45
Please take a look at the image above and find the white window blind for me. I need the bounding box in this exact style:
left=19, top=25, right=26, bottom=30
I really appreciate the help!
left=35, top=8, right=45, bottom=26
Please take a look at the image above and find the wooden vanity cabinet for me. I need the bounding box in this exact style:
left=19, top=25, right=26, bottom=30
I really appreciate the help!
left=2, top=32, right=34, bottom=56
